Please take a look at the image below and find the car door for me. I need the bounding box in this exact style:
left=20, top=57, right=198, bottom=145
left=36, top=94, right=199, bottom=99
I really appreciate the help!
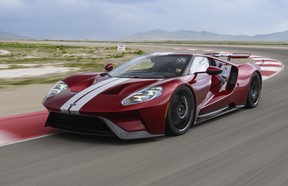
left=190, top=56, right=231, bottom=115
left=189, top=56, right=212, bottom=109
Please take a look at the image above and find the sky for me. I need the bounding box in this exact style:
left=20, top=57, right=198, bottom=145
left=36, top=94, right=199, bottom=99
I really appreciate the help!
left=0, top=0, right=287, bottom=40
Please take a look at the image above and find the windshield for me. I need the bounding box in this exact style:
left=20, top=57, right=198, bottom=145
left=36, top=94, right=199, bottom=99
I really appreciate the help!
left=109, top=54, right=192, bottom=78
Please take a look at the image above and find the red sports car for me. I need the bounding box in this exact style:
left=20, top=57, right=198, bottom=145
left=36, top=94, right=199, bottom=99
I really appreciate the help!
left=43, top=52, right=262, bottom=139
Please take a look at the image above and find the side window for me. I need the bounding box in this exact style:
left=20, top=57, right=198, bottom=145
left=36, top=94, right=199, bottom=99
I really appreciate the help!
left=208, top=58, right=217, bottom=66
left=213, top=59, right=223, bottom=67
left=190, top=57, right=209, bottom=74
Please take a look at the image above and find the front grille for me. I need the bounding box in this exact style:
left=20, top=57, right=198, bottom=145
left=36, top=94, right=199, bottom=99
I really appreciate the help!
left=46, top=112, right=115, bottom=136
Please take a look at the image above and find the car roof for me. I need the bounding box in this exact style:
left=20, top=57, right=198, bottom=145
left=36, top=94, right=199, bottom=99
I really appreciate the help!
left=149, top=52, right=195, bottom=56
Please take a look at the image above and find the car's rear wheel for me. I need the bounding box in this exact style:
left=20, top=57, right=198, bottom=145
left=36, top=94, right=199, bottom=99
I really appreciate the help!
left=246, top=72, right=261, bottom=108
left=166, top=86, right=195, bottom=136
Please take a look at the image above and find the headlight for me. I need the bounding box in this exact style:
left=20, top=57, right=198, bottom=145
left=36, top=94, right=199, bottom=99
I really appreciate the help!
left=47, top=81, right=68, bottom=98
left=122, top=86, right=163, bottom=106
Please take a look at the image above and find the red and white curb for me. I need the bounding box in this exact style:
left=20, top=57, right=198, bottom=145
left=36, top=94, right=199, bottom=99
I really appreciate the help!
left=173, top=48, right=285, bottom=81
left=249, top=55, right=284, bottom=81
left=0, top=111, right=55, bottom=147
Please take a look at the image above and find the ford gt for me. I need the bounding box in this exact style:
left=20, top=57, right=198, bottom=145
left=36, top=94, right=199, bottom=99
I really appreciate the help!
left=43, top=52, right=262, bottom=139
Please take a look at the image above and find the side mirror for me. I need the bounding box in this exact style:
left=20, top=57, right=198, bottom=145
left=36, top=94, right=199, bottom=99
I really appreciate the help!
left=206, top=66, right=222, bottom=75
left=104, top=63, right=113, bottom=72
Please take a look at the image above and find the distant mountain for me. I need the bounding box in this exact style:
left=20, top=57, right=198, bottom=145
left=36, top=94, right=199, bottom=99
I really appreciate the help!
left=123, top=29, right=288, bottom=41
left=0, top=31, right=28, bottom=39
left=252, top=30, right=288, bottom=41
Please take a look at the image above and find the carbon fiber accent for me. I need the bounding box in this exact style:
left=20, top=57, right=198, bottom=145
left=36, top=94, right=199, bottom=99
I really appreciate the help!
left=45, top=112, right=163, bottom=139
left=46, top=112, right=115, bottom=136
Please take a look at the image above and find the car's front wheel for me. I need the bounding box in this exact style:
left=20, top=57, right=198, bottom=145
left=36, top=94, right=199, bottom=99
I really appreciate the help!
left=166, top=86, right=195, bottom=136
left=246, top=72, right=261, bottom=108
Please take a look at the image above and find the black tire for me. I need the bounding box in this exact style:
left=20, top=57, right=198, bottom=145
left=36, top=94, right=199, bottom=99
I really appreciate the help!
left=246, top=72, right=261, bottom=108
left=166, top=86, right=195, bottom=136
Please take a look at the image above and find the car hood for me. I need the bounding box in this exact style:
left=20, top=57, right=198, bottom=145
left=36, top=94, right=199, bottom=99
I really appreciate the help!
left=70, top=76, right=161, bottom=95
left=44, top=77, right=167, bottom=113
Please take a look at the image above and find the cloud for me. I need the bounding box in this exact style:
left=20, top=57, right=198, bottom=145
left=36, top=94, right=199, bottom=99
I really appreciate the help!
left=0, top=0, right=287, bottom=39
left=98, top=0, right=157, bottom=4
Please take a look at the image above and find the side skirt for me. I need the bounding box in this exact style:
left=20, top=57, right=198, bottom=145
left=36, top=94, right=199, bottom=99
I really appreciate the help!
left=195, top=104, right=245, bottom=124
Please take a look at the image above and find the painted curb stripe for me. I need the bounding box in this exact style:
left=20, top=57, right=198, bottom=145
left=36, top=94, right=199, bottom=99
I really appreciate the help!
left=261, top=70, right=278, bottom=76
left=0, top=111, right=55, bottom=147
left=255, top=61, right=282, bottom=65
left=259, top=66, right=283, bottom=71
left=255, top=63, right=282, bottom=67
left=254, top=60, right=279, bottom=63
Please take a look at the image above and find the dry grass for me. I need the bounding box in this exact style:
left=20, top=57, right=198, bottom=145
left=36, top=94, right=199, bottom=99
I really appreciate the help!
left=0, top=42, right=144, bottom=87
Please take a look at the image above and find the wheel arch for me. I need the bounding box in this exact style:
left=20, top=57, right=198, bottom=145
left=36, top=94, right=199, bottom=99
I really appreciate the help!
left=167, top=83, right=197, bottom=125
left=184, top=84, right=198, bottom=125
left=173, top=83, right=197, bottom=109
left=245, top=70, right=262, bottom=108
left=255, top=70, right=262, bottom=89
left=244, top=70, right=262, bottom=100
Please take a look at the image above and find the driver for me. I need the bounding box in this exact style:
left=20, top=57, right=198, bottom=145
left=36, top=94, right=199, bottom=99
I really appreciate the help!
left=174, top=57, right=188, bottom=74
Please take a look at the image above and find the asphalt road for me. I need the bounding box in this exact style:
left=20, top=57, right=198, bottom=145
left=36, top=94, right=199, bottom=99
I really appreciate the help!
left=0, top=43, right=288, bottom=186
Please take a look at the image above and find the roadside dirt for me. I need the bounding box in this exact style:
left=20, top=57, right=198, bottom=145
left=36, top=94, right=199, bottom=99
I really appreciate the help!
left=0, top=84, right=53, bottom=117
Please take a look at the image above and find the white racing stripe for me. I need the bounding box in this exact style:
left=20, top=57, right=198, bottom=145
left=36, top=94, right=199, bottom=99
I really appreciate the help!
left=69, top=78, right=130, bottom=114
left=61, top=78, right=119, bottom=112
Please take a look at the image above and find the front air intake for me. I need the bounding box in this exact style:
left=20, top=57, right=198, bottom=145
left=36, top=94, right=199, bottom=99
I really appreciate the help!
left=46, top=112, right=115, bottom=136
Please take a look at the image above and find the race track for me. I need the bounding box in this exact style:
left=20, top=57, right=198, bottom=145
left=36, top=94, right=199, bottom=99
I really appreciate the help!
left=0, top=43, right=288, bottom=186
